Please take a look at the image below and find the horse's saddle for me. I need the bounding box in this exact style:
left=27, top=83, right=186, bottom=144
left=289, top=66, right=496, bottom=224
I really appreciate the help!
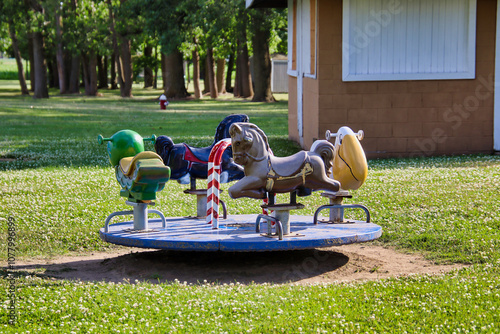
left=268, top=151, right=311, bottom=178
left=119, top=151, right=164, bottom=176
left=266, top=151, right=314, bottom=193
left=183, top=144, right=210, bottom=164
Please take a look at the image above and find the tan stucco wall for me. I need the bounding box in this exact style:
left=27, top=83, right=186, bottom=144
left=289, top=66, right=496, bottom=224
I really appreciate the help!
left=288, top=76, right=319, bottom=148
left=294, top=0, right=496, bottom=158
left=302, top=77, right=320, bottom=148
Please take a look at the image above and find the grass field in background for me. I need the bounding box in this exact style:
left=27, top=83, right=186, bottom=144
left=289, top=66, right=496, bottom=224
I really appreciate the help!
left=0, top=59, right=20, bottom=80
left=1, top=72, right=500, bottom=332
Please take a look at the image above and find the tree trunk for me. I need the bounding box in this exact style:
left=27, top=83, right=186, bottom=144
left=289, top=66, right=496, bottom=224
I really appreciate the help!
left=64, top=52, right=71, bottom=90
left=82, top=51, right=98, bottom=96
left=28, top=36, right=35, bottom=92
left=206, top=48, right=218, bottom=99
left=68, top=55, right=80, bottom=93
left=97, top=55, right=108, bottom=89
left=8, top=22, right=29, bottom=95
left=216, top=57, right=226, bottom=95
left=110, top=52, right=118, bottom=89
left=66, top=0, right=79, bottom=94
left=144, top=46, right=153, bottom=88
left=48, top=58, right=57, bottom=88
left=192, top=41, right=201, bottom=99
left=200, top=54, right=208, bottom=94
left=55, top=8, right=66, bottom=94
left=32, top=31, right=49, bottom=98
left=118, top=36, right=133, bottom=97
left=103, top=56, right=108, bottom=87
left=153, top=46, right=158, bottom=89
left=251, top=10, right=275, bottom=102
left=225, top=52, right=234, bottom=93
left=82, top=53, right=89, bottom=93
left=234, top=56, right=240, bottom=97
left=235, top=37, right=253, bottom=98
left=108, top=0, right=131, bottom=97
left=234, top=11, right=253, bottom=99
left=162, top=51, right=189, bottom=98
left=161, top=53, right=166, bottom=90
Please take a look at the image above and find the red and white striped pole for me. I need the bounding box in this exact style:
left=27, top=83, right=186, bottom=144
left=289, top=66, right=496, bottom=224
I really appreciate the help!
left=206, top=139, right=232, bottom=229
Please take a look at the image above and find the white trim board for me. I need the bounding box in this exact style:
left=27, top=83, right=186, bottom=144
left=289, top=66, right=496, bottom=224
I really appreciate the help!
left=494, top=0, right=500, bottom=151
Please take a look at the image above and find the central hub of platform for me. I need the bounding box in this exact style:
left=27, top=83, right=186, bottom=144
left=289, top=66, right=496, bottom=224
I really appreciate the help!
left=99, top=214, right=382, bottom=252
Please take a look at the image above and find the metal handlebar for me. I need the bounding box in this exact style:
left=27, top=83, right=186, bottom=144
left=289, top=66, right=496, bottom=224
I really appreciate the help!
left=325, top=129, right=364, bottom=141
left=97, top=134, right=157, bottom=145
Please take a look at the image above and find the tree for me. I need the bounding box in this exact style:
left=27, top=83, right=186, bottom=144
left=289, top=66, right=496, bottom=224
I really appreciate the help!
left=135, top=37, right=160, bottom=89
left=1, top=0, right=288, bottom=100
left=108, top=0, right=138, bottom=97
left=161, top=51, right=188, bottom=98
left=234, top=16, right=253, bottom=98
left=249, top=7, right=286, bottom=102
left=7, top=21, right=30, bottom=95
left=177, top=4, right=205, bottom=99
left=64, top=0, right=109, bottom=96
left=206, top=47, right=218, bottom=98
left=132, top=0, right=189, bottom=98
left=249, top=6, right=287, bottom=102
left=225, top=51, right=235, bottom=93
left=64, top=0, right=81, bottom=94
left=191, top=37, right=201, bottom=98
left=216, top=57, right=226, bottom=95
left=143, top=45, right=154, bottom=88
left=54, top=2, right=66, bottom=94
left=97, top=55, right=109, bottom=89
left=29, top=0, right=49, bottom=98
left=0, top=0, right=30, bottom=95
left=197, top=0, right=248, bottom=98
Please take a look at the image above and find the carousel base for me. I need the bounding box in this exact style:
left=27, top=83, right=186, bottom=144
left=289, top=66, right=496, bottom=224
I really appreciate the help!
left=99, top=214, right=382, bottom=252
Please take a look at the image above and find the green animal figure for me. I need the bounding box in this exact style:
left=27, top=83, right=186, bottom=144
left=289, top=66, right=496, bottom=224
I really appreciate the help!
left=98, top=130, right=171, bottom=202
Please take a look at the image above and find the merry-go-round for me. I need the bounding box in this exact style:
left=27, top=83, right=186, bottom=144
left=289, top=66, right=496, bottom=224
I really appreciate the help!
left=97, top=114, right=382, bottom=252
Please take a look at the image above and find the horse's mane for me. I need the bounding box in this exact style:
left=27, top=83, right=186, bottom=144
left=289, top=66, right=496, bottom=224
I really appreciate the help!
left=245, top=124, right=270, bottom=152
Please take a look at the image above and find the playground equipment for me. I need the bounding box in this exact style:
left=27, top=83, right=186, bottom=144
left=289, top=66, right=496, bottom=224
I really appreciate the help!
left=313, top=126, right=370, bottom=225
left=228, top=122, right=340, bottom=238
left=154, top=114, right=248, bottom=184
left=98, top=124, right=381, bottom=252
left=154, top=114, right=248, bottom=218
left=98, top=130, right=170, bottom=231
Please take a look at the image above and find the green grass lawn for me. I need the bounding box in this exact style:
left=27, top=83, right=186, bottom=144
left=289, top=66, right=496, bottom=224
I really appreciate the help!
left=0, top=59, right=19, bottom=80
left=1, top=78, right=500, bottom=332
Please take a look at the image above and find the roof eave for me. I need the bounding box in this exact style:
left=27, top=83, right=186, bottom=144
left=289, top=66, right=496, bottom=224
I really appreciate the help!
left=246, top=0, right=287, bottom=9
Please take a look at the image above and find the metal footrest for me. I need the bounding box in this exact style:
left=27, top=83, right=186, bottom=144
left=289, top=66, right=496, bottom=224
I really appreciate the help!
left=104, top=201, right=167, bottom=232
left=255, top=214, right=284, bottom=240
left=313, top=204, right=370, bottom=224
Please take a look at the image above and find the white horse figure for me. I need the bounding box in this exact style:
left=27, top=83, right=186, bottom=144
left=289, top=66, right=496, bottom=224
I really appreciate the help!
left=228, top=123, right=340, bottom=199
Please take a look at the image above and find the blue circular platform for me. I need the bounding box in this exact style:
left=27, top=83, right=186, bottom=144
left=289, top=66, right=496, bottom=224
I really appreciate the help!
left=99, top=215, right=382, bottom=252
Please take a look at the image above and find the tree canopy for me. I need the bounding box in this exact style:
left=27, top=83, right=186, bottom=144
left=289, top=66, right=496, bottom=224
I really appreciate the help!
left=0, top=0, right=287, bottom=100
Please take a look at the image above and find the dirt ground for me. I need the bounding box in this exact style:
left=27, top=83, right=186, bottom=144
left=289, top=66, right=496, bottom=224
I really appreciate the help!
left=11, top=244, right=467, bottom=285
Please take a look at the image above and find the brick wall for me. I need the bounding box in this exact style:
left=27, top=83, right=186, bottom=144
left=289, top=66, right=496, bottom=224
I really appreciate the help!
left=301, top=0, right=496, bottom=158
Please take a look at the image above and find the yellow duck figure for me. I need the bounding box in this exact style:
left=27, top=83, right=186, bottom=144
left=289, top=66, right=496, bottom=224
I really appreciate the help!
left=324, top=126, right=368, bottom=191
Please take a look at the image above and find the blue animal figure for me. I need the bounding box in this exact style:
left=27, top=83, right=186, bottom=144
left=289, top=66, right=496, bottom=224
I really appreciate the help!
left=154, top=114, right=249, bottom=184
